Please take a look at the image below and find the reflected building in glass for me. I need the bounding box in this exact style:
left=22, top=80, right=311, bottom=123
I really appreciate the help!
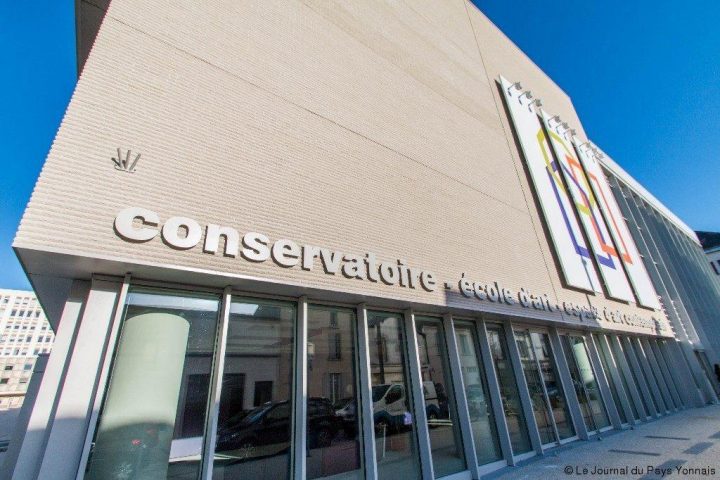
left=6, top=0, right=720, bottom=479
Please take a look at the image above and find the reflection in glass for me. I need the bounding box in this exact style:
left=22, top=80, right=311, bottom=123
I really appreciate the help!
left=514, top=331, right=555, bottom=444
left=486, top=325, right=532, bottom=454
left=611, top=340, right=642, bottom=420
left=306, top=306, right=361, bottom=480
left=367, top=311, right=421, bottom=480
left=561, top=335, right=610, bottom=432
left=593, top=334, right=628, bottom=424
left=454, top=322, right=502, bottom=465
left=530, top=332, right=575, bottom=440
left=85, top=289, right=220, bottom=480
left=415, top=317, right=466, bottom=477
left=213, top=299, right=296, bottom=480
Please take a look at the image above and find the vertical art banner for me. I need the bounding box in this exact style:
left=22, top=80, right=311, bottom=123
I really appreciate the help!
left=541, top=111, right=635, bottom=303
left=499, top=76, right=601, bottom=293
left=575, top=144, right=661, bottom=309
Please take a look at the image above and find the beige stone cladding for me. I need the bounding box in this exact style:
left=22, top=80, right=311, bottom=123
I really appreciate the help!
left=14, top=0, right=667, bottom=336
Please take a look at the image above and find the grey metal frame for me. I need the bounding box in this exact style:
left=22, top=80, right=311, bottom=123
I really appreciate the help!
left=547, top=329, right=587, bottom=441
left=201, top=287, right=232, bottom=480
left=585, top=334, right=633, bottom=430
left=639, top=337, right=675, bottom=412
left=585, top=334, right=623, bottom=429
left=503, top=324, right=543, bottom=454
left=443, top=315, right=481, bottom=479
left=357, top=305, right=378, bottom=480
left=630, top=337, right=667, bottom=414
left=476, top=319, right=515, bottom=466
left=649, top=339, right=683, bottom=409
left=291, top=296, right=309, bottom=480
left=608, top=334, right=648, bottom=421
left=403, top=310, right=435, bottom=479
left=620, top=336, right=659, bottom=418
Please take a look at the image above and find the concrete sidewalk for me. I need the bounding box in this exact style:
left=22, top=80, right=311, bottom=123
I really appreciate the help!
left=489, top=405, right=720, bottom=480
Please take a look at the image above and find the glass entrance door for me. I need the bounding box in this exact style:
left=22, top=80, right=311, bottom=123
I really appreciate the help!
left=561, top=335, right=610, bottom=433
left=485, top=325, right=532, bottom=456
left=514, top=329, right=576, bottom=446
left=514, top=331, right=556, bottom=446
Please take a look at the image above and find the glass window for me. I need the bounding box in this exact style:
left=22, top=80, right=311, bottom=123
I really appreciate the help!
left=485, top=325, right=532, bottom=454
left=415, top=317, right=466, bottom=477
left=213, top=298, right=296, bottom=480
left=514, top=331, right=555, bottom=445
left=367, top=311, right=421, bottom=480
left=561, top=335, right=610, bottom=431
left=618, top=340, right=651, bottom=418
left=85, top=289, right=221, bottom=480
left=592, top=334, right=628, bottom=424
left=530, top=332, right=575, bottom=440
left=454, top=322, right=502, bottom=465
left=306, top=305, right=361, bottom=480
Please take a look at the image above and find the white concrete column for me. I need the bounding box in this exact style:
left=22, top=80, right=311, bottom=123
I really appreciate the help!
left=35, top=277, right=124, bottom=480
left=6, top=279, right=90, bottom=480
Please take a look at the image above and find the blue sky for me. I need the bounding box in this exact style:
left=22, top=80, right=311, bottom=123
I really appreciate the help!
left=1, top=1, right=718, bottom=291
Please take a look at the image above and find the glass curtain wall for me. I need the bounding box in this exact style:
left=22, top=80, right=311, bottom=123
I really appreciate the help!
left=367, top=311, right=421, bottom=480
left=530, top=332, right=575, bottom=440
left=454, top=322, right=502, bottom=465
left=627, top=339, right=661, bottom=414
left=617, top=339, right=652, bottom=418
left=85, top=289, right=221, bottom=480
left=415, top=317, right=466, bottom=477
left=514, top=331, right=555, bottom=445
left=486, top=325, right=532, bottom=455
left=92, top=287, right=649, bottom=478
left=305, top=305, right=362, bottom=480
left=592, top=334, right=628, bottom=424
left=212, top=298, right=296, bottom=480
left=561, top=335, right=610, bottom=432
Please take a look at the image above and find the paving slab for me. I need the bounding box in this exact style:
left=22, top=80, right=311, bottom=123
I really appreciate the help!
left=487, top=405, right=720, bottom=479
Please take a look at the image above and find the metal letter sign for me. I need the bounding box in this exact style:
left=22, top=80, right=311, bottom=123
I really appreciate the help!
left=500, top=76, right=601, bottom=293
left=575, top=144, right=661, bottom=309
left=541, top=110, right=635, bottom=303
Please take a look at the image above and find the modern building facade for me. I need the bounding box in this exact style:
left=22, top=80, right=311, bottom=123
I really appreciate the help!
left=6, top=1, right=720, bottom=479
left=0, top=289, right=53, bottom=411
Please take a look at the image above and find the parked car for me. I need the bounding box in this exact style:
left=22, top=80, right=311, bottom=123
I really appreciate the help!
left=216, top=398, right=341, bottom=460
left=372, top=382, right=440, bottom=432
left=334, top=397, right=357, bottom=435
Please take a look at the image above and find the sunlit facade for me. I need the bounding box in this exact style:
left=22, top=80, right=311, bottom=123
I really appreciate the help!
left=5, top=1, right=720, bottom=479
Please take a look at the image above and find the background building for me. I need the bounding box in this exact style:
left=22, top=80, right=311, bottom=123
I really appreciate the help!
left=0, top=289, right=53, bottom=411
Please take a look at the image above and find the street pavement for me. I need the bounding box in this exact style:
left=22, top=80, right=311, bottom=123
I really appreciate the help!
left=488, top=404, right=720, bottom=479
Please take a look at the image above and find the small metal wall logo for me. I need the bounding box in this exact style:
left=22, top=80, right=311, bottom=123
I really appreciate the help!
left=112, top=148, right=141, bottom=173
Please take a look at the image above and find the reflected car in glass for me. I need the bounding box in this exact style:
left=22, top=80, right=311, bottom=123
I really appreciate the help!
left=216, top=398, right=341, bottom=460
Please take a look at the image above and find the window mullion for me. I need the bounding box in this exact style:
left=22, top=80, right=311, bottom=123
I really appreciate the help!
left=200, top=286, right=232, bottom=480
